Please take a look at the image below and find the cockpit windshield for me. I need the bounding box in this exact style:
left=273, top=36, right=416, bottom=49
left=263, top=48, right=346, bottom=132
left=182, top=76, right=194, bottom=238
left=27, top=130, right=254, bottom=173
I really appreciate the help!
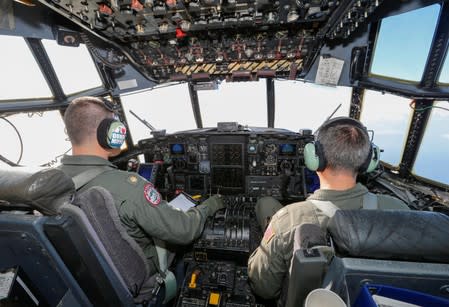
left=275, top=81, right=351, bottom=132
left=198, top=80, right=267, bottom=128
left=121, top=83, right=195, bottom=140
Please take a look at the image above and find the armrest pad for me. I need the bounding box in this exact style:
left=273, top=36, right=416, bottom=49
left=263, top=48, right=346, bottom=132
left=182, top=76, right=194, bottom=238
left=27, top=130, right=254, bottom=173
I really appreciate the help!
left=0, top=168, right=74, bottom=215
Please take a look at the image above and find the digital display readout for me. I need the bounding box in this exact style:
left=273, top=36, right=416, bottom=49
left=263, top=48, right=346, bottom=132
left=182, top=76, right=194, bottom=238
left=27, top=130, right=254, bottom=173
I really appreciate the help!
left=170, top=143, right=185, bottom=154
left=279, top=143, right=296, bottom=155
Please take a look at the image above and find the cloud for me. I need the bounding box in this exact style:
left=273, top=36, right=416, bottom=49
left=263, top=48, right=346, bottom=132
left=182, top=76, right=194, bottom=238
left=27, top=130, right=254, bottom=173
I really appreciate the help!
left=360, top=91, right=412, bottom=123
left=442, top=133, right=449, bottom=140
left=376, top=129, right=404, bottom=136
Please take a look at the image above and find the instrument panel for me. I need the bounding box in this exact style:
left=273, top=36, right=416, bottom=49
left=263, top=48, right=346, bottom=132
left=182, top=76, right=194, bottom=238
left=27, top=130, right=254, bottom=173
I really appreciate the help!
left=136, top=127, right=317, bottom=306
left=138, top=127, right=315, bottom=201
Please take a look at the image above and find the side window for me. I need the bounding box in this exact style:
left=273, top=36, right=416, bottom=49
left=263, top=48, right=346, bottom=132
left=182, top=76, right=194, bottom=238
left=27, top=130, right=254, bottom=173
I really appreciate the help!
left=0, top=36, right=52, bottom=100
left=1, top=112, right=71, bottom=167
left=370, top=4, right=440, bottom=82
left=439, top=53, right=449, bottom=84
left=43, top=40, right=103, bottom=94
left=359, top=91, right=412, bottom=166
left=413, top=101, right=449, bottom=185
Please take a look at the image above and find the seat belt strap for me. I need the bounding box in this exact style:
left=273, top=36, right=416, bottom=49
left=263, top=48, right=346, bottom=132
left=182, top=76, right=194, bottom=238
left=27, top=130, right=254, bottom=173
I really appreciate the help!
left=309, top=199, right=339, bottom=218
left=363, top=192, right=378, bottom=209
left=155, top=245, right=177, bottom=303
left=72, top=167, right=109, bottom=191
left=310, top=193, right=378, bottom=217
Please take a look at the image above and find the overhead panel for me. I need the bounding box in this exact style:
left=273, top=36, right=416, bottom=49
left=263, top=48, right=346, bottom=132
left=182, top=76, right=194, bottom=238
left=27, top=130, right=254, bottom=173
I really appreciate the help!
left=37, top=0, right=384, bottom=83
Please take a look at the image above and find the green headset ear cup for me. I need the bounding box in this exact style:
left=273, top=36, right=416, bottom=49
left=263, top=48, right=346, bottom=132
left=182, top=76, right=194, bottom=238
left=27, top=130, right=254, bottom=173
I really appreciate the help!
left=304, top=143, right=320, bottom=171
left=97, top=118, right=127, bottom=149
left=365, top=144, right=380, bottom=173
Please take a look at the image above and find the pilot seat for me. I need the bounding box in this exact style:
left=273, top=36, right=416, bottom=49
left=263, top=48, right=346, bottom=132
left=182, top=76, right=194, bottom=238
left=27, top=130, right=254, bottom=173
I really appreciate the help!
left=284, top=209, right=449, bottom=307
left=0, top=168, right=160, bottom=306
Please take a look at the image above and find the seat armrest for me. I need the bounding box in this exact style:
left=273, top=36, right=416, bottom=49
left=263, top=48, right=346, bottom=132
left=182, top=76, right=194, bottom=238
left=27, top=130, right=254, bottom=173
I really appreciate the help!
left=0, top=168, right=74, bottom=215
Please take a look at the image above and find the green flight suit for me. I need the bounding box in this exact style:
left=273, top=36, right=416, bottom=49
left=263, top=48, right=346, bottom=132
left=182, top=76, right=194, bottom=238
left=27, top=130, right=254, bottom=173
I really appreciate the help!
left=247, top=183, right=409, bottom=300
left=59, top=155, right=224, bottom=276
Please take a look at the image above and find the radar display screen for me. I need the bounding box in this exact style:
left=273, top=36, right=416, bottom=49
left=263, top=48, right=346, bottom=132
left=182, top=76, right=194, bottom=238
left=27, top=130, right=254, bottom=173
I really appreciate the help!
left=211, top=144, right=243, bottom=165
left=212, top=168, right=244, bottom=191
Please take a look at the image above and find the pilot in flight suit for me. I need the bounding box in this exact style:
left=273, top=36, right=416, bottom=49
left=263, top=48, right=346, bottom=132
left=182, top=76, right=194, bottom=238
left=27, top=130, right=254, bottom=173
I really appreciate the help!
left=59, top=96, right=224, bottom=299
left=247, top=117, right=409, bottom=301
left=59, top=155, right=224, bottom=275
left=248, top=187, right=408, bottom=299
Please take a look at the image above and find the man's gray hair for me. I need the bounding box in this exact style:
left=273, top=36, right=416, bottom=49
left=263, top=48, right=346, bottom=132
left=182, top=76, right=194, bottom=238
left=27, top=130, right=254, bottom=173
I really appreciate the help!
left=317, top=123, right=371, bottom=173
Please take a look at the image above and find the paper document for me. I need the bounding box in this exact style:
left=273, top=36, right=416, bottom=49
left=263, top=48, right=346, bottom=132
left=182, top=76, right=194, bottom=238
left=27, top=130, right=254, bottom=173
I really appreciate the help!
left=372, top=294, right=422, bottom=307
left=168, top=193, right=196, bottom=212
left=0, top=270, right=15, bottom=299
left=315, top=56, right=344, bottom=86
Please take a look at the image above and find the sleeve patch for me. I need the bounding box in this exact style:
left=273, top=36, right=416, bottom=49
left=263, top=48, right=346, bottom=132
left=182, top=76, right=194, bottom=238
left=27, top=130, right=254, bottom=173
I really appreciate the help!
left=262, top=224, right=275, bottom=245
left=144, top=183, right=161, bottom=206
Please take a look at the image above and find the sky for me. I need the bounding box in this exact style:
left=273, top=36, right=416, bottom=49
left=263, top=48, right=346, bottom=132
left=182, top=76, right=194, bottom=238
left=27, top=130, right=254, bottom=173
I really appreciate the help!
left=0, top=3, right=448, bottom=184
left=370, top=4, right=440, bottom=82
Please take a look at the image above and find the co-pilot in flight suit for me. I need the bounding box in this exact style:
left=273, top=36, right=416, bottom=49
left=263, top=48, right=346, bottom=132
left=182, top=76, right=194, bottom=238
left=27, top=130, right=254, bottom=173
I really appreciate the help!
left=59, top=155, right=224, bottom=278
left=247, top=184, right=409, bottom=300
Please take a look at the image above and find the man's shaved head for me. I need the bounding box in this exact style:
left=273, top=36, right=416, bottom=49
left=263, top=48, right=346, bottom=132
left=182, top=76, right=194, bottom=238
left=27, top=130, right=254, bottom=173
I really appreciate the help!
left=64, top=96, right=113, bottom=146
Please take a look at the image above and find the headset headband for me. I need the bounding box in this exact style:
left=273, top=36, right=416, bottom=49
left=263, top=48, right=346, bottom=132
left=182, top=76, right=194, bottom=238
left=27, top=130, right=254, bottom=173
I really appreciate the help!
left=316, top=117, right=369, bottom=139
left=99, top=98, right=119, bottom=113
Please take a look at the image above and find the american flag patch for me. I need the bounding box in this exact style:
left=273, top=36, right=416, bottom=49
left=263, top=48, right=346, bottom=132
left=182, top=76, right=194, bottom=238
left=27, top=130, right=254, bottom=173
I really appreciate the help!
left=262, top=224, right=275, bottom=245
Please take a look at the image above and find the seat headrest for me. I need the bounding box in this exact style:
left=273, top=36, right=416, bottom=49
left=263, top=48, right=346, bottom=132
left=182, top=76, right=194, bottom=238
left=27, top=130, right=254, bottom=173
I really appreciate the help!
left=0, top=168, right=75, bottom=215
left=328, top=210, right=449, bottom=263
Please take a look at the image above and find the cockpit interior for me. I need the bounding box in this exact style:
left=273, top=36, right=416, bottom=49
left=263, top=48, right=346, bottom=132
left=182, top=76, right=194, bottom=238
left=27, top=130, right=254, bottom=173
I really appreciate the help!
left=0, top=0, right=449, bottom=306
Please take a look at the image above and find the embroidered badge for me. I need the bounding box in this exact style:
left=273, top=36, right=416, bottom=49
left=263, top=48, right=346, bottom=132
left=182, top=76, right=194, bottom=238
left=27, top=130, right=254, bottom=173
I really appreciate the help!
left=262, top=224, right=275, bottom=245
left=108, top=122, right=127, bottom=148
left=144, top=183, right=161, bottom=206
left=127, top=175, right=138, bottom=185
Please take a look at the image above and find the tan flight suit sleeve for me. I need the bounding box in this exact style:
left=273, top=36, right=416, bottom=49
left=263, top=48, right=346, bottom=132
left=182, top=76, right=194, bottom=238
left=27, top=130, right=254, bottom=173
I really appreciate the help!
left=247, top=214, right=287, bottom=299
left=248, top=201, right=321, bottom=300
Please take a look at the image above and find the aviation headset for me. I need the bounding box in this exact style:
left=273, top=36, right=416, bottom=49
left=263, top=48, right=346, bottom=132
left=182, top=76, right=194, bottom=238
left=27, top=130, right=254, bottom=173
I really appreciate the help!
left=93, top=98, right=127, bottom=150
left=303, top=117, right=380, bottom=173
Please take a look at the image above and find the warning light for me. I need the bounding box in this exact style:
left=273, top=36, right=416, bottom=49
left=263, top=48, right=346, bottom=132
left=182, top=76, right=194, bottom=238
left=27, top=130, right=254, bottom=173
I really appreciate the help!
left=176, top=28, right=187, bottom=39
